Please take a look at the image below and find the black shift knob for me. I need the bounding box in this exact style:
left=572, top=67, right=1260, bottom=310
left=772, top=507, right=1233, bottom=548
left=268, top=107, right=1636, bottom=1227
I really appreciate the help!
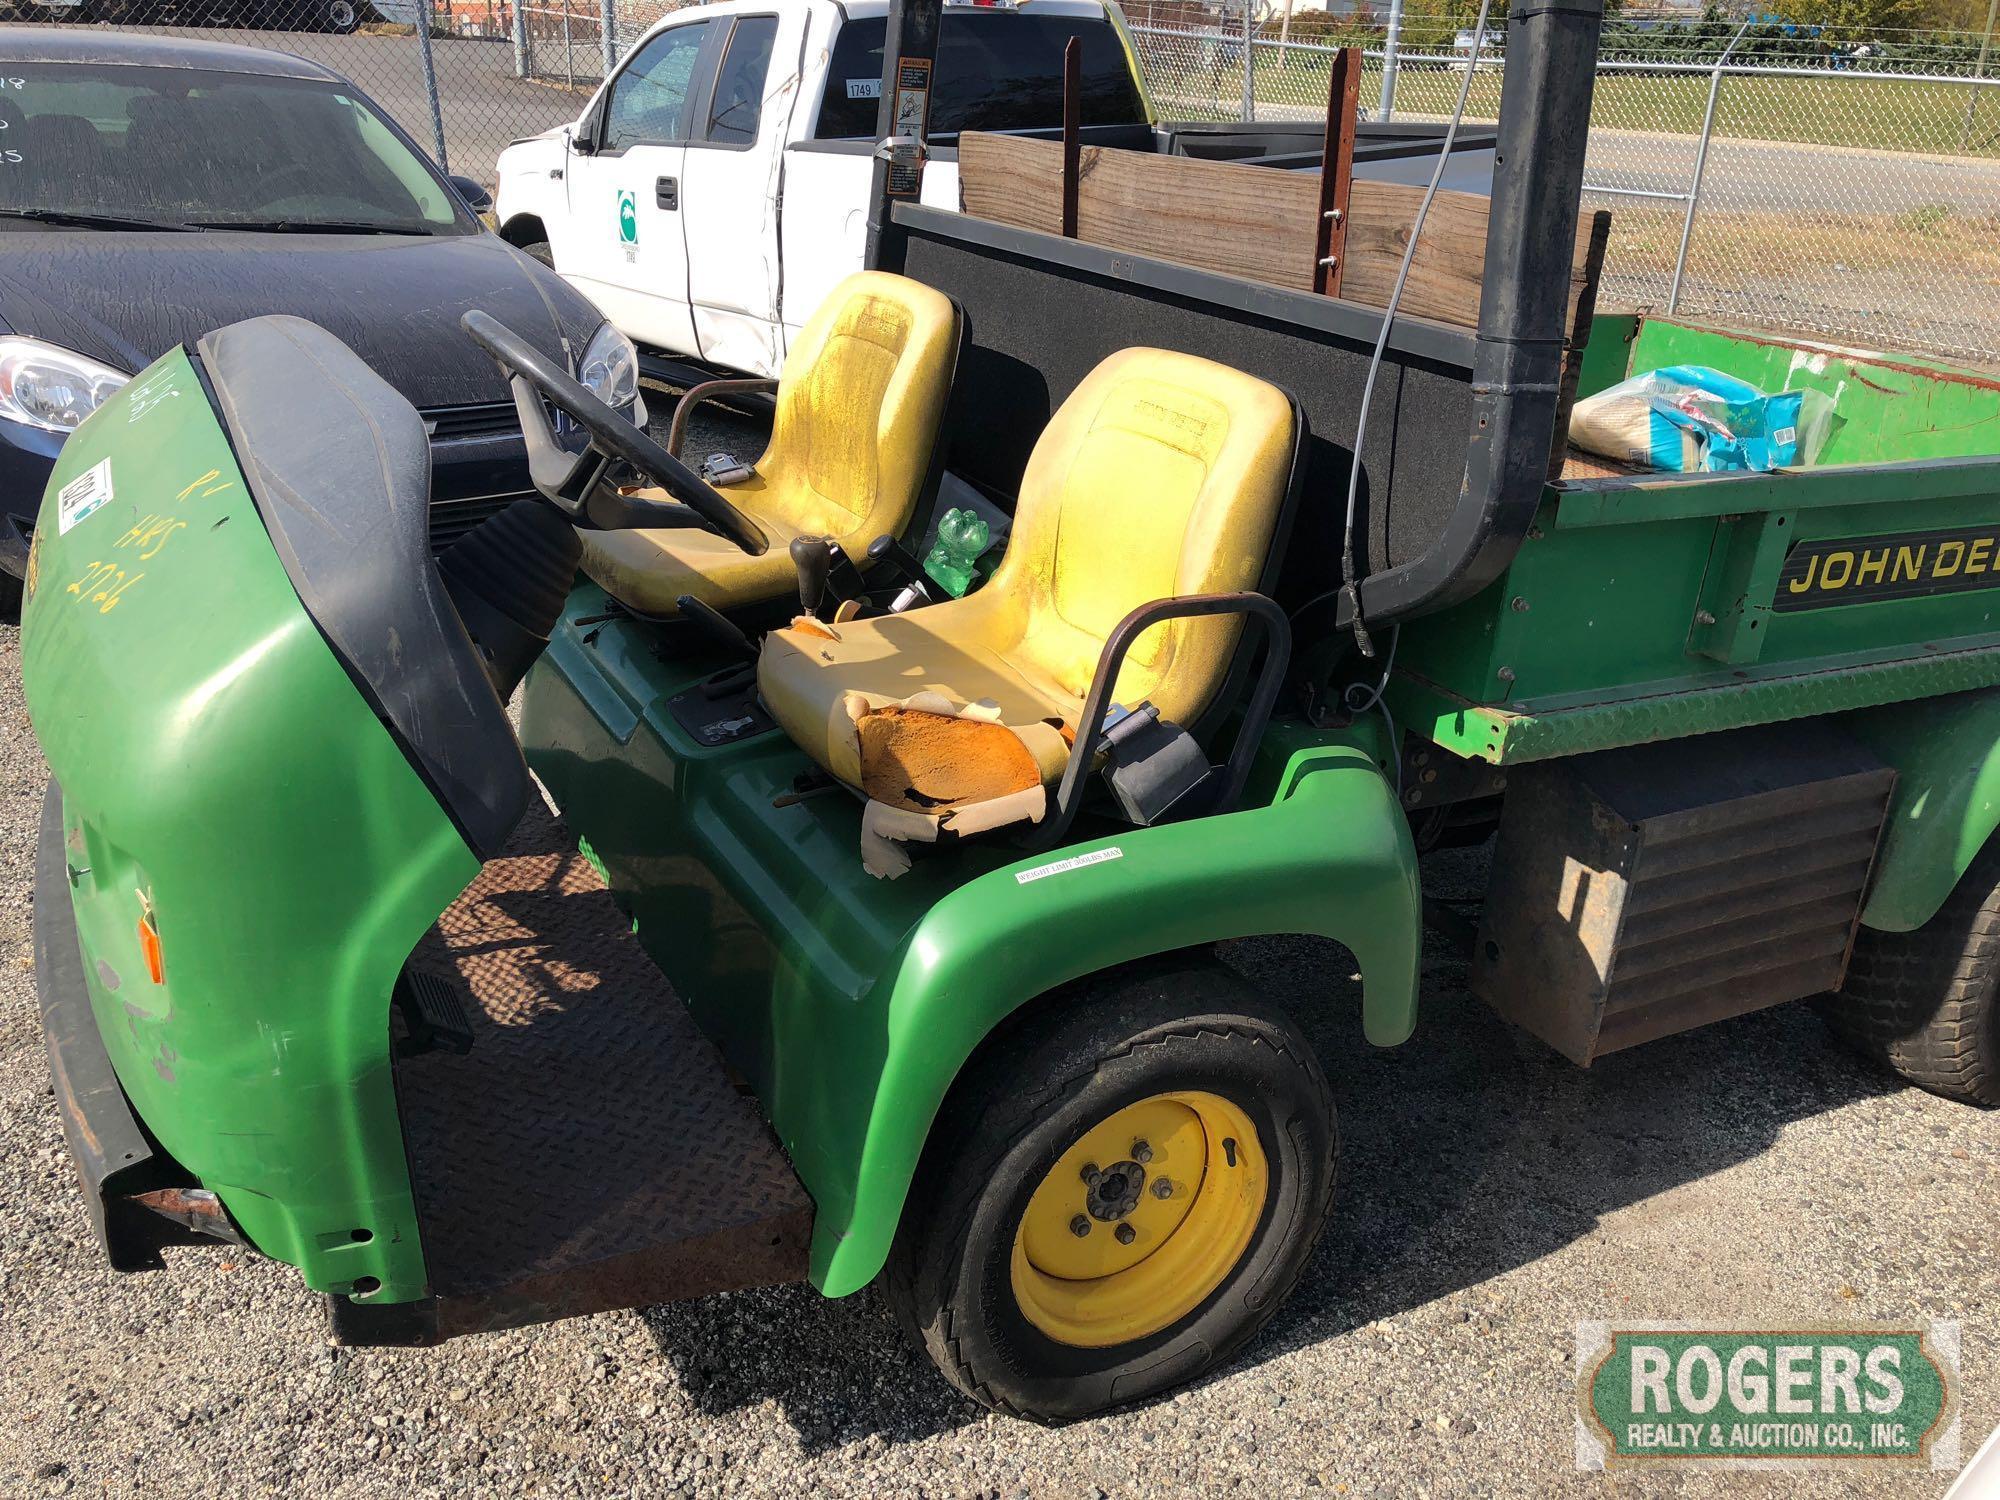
left=791, top=535, right=833, bottom=617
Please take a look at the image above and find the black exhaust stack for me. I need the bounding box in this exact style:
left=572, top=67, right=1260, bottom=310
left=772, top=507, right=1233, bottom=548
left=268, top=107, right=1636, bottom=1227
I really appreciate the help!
left=1339, top=0, right=1605, bottom=631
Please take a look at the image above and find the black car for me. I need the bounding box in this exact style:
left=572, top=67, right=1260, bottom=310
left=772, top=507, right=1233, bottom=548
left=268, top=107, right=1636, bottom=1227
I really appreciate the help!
left=0, top=28, right=640, bottom=612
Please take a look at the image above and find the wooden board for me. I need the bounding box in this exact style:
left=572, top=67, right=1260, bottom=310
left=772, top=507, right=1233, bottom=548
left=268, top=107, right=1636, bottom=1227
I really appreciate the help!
left=956, top=131, right=1601, bottom=336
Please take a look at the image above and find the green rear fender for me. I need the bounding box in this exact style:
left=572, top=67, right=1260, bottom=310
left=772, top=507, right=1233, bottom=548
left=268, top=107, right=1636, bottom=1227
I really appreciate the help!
left=1841, top=688, right=2000, bottom=933
left=817, top=738, right=1419, bottom=1296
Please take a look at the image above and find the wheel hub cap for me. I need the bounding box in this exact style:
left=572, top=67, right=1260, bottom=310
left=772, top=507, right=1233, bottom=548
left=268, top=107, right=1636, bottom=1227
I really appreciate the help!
left=1084, top=1159, right=1145, bottom=1221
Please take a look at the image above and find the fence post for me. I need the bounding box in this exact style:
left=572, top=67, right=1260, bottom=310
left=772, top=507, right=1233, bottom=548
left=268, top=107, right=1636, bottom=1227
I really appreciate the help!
left=1667, top=20, right=1748, bottom=316
left=600, top=0, right=617, bottom=80
left=1379, top=0, right=1402, bottom=120
left=1241, top=0, right=1255, bottom=123
left=415, top=0, right=450, bottom=170
left=1964, top=0, right=1997, bottom=152
left=513, top=0, right=530, bottom=80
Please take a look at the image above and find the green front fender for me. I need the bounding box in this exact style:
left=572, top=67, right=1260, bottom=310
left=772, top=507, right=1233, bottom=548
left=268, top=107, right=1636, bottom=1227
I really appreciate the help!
left=816, top=739, right=1419, bottom=1296
left=1841, top=688, right=2000, bottom=933
left=21, top=347, right=478, bottom=1304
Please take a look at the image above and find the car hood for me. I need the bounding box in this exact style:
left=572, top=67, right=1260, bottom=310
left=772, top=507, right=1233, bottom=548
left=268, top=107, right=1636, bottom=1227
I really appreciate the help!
left=0, top=230, right=603, bottom=410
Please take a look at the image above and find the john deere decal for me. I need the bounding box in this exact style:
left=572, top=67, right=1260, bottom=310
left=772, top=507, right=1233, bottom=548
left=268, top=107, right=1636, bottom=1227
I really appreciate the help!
left=1774, top=524, right=2000, bottom=611
left=1575, top=1321, right=1960, bottom=1471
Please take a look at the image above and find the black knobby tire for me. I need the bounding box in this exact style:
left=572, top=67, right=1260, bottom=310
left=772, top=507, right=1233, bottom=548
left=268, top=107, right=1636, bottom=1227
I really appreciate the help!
left=885, top=958, right=1338, bottom=1422
left=1825, top=841, right=2000, bottom=1106
left=0, top=568, right=21, bottom=624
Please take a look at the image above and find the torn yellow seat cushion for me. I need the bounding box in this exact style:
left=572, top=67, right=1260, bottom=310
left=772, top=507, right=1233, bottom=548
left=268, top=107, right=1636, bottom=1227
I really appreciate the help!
left=760, top=604, right=1082, bottom=793
left=578, top=270, right=957, bottom=615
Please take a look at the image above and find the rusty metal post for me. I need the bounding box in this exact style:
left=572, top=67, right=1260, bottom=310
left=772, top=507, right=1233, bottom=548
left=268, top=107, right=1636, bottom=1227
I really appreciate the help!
left=1312, top=46, right=1360, bottom=296
left=1061, top=36, right=1082, bottom=239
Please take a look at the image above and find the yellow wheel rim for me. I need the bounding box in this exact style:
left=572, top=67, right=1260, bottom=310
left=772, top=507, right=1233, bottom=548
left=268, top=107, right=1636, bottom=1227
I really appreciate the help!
left=1009, top=1091, right=1268, bottom=1348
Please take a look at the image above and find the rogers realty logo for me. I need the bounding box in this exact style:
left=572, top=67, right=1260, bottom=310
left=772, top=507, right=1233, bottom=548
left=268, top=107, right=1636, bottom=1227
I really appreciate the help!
left=1575, top=1322, right=1960, bottom=1471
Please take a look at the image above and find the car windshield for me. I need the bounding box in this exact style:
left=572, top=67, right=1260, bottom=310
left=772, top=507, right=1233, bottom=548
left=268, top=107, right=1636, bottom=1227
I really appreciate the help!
left=0, top=62, right=468, bottom=235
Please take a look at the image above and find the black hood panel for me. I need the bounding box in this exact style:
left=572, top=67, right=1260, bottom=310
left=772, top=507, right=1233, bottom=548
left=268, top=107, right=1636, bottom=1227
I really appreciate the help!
left=0, top=230, right=604, bottom=409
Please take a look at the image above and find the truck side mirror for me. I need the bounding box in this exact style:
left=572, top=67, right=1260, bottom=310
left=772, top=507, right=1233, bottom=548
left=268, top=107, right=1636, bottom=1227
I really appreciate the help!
left=447, top=174, right=493, bottom=215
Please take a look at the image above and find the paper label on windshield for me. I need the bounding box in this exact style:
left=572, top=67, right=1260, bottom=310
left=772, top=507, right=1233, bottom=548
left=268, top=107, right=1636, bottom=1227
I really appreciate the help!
left=57, top=457, right=113, bottom=535
left=845, top=77, right=881, bottom=99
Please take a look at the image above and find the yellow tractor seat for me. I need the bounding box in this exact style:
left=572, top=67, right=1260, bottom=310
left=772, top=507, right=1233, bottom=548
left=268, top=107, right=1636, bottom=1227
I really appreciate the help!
left=579, top=271, right=960, bottom=616
left=758, top=347, right=1299, bottom=870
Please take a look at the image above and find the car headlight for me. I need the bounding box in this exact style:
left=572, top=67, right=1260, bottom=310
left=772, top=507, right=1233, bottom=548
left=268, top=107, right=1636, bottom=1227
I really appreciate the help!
left=576, top=321, right=638, bottom=411
left=0, top=337, right=129, bottom=434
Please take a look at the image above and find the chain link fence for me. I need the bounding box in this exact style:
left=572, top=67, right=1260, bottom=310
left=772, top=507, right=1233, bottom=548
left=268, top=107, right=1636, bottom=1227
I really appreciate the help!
left=1132, top=22, right=2000, bottom=366
left=9, top=1, right=1998, bottom=364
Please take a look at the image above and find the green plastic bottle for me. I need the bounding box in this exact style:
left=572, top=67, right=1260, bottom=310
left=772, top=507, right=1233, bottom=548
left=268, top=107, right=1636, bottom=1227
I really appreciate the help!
left=922, top=507, right=992, bottom=599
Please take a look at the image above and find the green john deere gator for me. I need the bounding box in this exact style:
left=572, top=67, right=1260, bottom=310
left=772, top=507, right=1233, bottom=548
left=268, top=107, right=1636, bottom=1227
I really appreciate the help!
left=22, top=0, right=2000, bottom=1423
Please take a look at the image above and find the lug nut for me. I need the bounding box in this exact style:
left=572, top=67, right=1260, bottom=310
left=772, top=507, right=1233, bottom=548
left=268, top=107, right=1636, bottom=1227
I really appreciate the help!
left=1153, top=1178, right=1174, bottom=1199
left=1070, top=1214, right=1091, bottom=1237
left=1079, top=1161, right=1100, bottom=1185
left=1131, top=1140, right=1153, bottom=1164
left=1115, top=1223, right=1136, bottom=1245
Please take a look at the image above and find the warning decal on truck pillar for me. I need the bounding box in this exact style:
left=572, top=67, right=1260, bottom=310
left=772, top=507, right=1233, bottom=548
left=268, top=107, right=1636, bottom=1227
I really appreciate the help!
left=885, top=57, right=932, bottom=196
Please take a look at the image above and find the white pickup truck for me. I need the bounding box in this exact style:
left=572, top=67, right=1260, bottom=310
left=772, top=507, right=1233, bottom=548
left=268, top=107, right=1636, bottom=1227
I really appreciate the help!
left=494, top=0, right=1153, bottom=379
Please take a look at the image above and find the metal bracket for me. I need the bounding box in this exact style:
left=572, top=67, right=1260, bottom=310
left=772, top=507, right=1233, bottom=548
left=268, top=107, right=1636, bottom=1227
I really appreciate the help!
left=1687, top=509, right=1796, bottom=665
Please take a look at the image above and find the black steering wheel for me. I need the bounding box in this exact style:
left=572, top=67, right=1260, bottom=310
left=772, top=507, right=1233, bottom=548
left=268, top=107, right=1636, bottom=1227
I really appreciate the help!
left=460, top=309, right=769, bottom=556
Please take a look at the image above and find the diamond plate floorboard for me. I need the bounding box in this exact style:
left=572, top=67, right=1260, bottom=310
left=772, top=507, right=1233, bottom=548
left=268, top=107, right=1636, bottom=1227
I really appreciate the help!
left=395, top=801, right=812, bottom=1338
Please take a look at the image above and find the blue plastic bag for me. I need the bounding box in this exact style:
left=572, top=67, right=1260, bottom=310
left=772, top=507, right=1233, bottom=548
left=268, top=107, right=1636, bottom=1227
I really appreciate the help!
left=1569, top=365, right=1833, bottom=473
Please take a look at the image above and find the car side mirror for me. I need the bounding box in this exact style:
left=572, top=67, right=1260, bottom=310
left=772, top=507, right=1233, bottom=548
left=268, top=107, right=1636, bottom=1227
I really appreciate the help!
left=447, top=174, right=493, bottom=215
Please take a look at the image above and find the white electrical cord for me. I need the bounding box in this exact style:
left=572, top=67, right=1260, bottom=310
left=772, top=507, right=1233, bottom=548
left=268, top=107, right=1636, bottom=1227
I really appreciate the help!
left=1303, top=0, right=1498, bottom=661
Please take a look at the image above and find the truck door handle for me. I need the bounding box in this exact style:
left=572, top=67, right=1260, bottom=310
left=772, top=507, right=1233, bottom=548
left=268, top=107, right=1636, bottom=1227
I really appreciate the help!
left=656, top=176, right=678, bottom=211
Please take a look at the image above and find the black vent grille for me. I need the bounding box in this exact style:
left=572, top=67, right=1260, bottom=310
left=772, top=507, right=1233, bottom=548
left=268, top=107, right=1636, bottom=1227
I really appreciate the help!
left=1473, top=724, right=1896, bottom=1065
left=422, top=403, right=521, bottom=442
left=428, top=495, right=522, bottom=554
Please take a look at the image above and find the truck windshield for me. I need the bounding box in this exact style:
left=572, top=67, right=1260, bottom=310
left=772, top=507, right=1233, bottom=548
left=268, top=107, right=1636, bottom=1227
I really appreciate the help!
left=815, top=13, right=1147, bottom=139
left=0, top=63, right=468, bottom=236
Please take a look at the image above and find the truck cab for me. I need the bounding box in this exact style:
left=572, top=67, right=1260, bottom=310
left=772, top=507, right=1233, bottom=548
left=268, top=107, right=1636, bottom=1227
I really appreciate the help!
left=495, top=0, right=1154, bottom=378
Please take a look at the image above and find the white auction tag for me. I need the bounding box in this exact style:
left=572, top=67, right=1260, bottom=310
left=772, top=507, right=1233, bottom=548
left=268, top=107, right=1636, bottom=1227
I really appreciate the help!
left=56, top=457, right=113, bottom=535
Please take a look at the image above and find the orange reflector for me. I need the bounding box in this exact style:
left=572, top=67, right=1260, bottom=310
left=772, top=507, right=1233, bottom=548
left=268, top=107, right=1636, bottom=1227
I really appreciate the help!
left=137, top=910, right=164, bottom=985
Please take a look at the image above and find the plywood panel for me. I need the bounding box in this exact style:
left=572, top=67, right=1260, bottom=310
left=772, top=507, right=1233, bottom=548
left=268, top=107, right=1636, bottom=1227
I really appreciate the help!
left=959, top=131, right=1318, bottom=290
left=956, top=131, right=1601, bottom=335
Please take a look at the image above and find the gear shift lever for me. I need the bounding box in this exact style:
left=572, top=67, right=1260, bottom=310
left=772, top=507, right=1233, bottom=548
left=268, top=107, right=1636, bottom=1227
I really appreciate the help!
left=791, top=535, right=833, bottom=618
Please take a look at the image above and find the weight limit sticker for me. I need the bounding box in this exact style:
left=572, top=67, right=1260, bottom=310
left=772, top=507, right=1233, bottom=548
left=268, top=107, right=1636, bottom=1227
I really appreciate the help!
left=1015, top=847, right=1123, bottom=885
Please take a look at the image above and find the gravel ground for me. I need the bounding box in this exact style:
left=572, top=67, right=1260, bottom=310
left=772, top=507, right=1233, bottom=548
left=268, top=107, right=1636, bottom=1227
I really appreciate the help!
left=1, top=589, right=1996, bottom=1499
